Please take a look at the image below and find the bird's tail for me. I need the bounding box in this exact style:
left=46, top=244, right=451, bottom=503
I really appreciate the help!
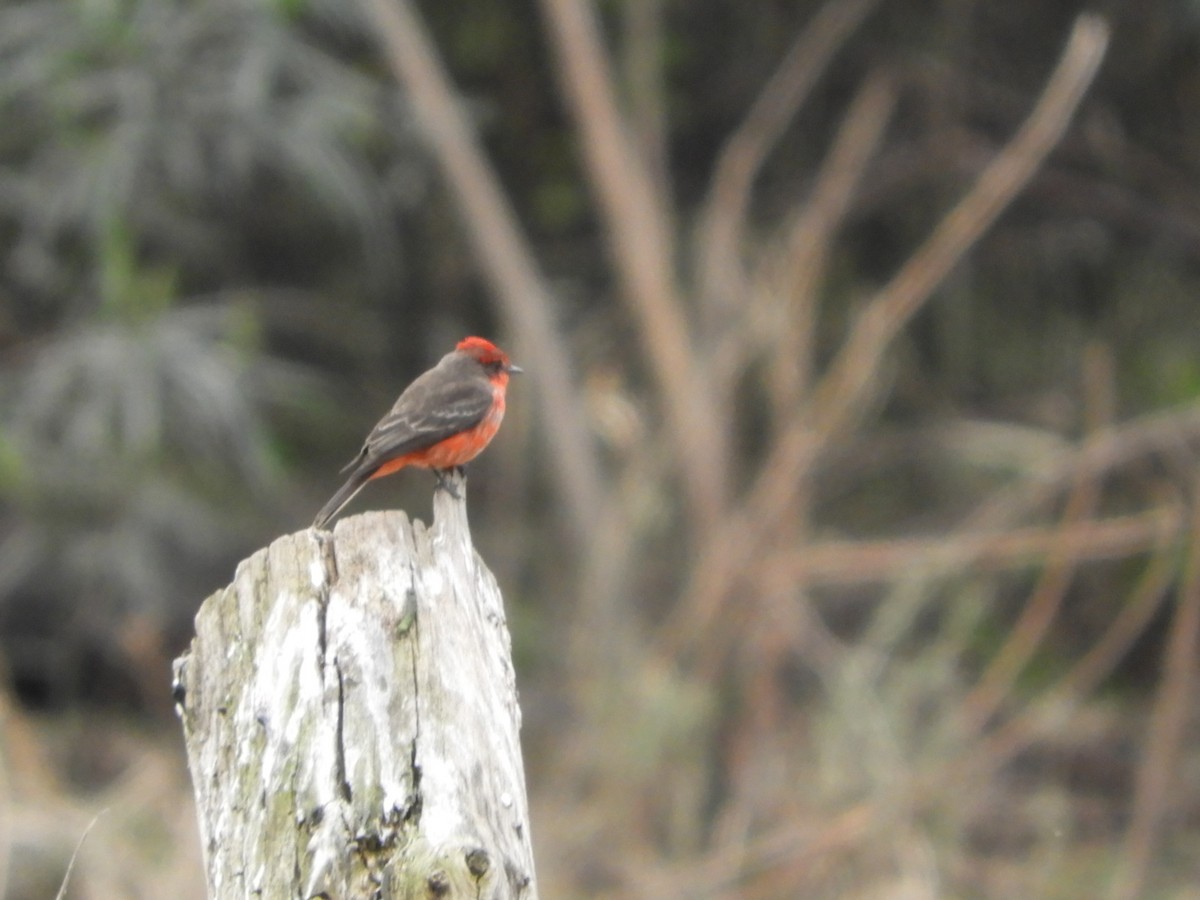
left=312, top=468, right=373, bottom=530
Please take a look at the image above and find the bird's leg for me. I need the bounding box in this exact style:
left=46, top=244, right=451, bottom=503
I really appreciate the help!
left=433, top=467, right=463, bottom=499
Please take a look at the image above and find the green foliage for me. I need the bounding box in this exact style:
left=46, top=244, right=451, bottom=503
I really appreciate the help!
left=1108, top=262, right=1200, bottom=409
left=0, top=0, right=415, bottom=306
left=0, top=0, right=427, bottom=664
left=97, top=218, right=177, bottom=323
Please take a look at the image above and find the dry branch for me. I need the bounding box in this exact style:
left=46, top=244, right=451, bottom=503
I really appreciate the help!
left=620, top=0, right=670, bottom=199
left=697, top=0, right=882, bottom=331
left=807, top=15, right=1110, bottom=443
left=538, top=0, right=728, bottom=530
left=1111, top=485, right=1200, bottom=900
left=174, top=479, right=537, bottom=899
left=960, top=463, right=1101, bottom=729
left=960, top=344, right=1114, bottom=728
left=660, top=14, right=1112, bottom=660
left=760, top=70, right=896, bottom=421
left=762, top=504, right=1182, bottom=588
left=961, top=530, right=1178, bottom=782
left=362, top=0, right=603, bottom=548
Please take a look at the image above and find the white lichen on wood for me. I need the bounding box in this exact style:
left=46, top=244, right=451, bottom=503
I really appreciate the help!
left=173, top=474, right=536, bottom=898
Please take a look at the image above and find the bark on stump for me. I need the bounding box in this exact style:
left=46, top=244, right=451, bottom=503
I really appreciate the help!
left=173, top=478, right=536, bottom=899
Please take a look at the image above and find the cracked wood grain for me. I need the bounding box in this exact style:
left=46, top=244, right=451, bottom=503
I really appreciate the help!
left=173, top=474, right=536, bottom=899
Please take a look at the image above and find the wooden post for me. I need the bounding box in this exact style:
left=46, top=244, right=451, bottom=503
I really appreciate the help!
left=172, top=474, right=537, bottom=899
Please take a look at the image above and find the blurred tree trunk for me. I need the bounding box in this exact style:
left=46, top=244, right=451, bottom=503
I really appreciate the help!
left=172, top=476, right=537, bottom=899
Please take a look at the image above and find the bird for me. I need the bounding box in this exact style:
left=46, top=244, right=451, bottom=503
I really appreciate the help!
left=312, top=336, right=521, bottom=530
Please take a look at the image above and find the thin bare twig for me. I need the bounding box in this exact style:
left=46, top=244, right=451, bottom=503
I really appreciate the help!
left=673, top=390, right=1200, bottom=669
left=645, top=493, right=1185, bottom=897
left=763, top=14, right=1112, bottom=531
left=697, top=0, right=882, bottom=334
left=638, top=801, right=877, bottom=898
left=698, top=73, right=896, bottom=688
left=760, top=70, right=896, bottom=415
left=362, top=0, right=604, bottom=546
left=538, top=0, right=728, bottom=530
left=1055, top=522, right=1178, bottom=697
left=55, top=808, right=109, bottom=900
left=1110, top=485, right=1200, bottom=900
left=659, top=14, right=1111, bottom=660
left=961, top=471, right=1100, bottom=729
left=762, top=505, right=1182, bottom=588
left=964, top=520, right=1179, bottom=780
left=963, top=345, right=1112, bottom=730
left=621, top=0, right=671, bottom=200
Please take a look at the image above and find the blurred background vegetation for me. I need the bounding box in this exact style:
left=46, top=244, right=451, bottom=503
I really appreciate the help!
left=1, top=0, right=1200, bottom=897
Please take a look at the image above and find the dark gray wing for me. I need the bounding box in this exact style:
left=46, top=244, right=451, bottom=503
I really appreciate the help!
left=313, top=355, right=491, bottom=529
left=361, top=369, right=493, bottom=464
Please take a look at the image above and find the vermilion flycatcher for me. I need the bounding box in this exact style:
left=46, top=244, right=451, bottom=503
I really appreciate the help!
left=312, top=336, right=521, bottom=529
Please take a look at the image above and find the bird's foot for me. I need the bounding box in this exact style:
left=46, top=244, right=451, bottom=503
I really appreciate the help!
left=433, top=467, right=464, bottom=499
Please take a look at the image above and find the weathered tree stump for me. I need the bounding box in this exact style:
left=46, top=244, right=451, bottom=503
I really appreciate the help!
left=173, top=476, right=536, bottom=899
